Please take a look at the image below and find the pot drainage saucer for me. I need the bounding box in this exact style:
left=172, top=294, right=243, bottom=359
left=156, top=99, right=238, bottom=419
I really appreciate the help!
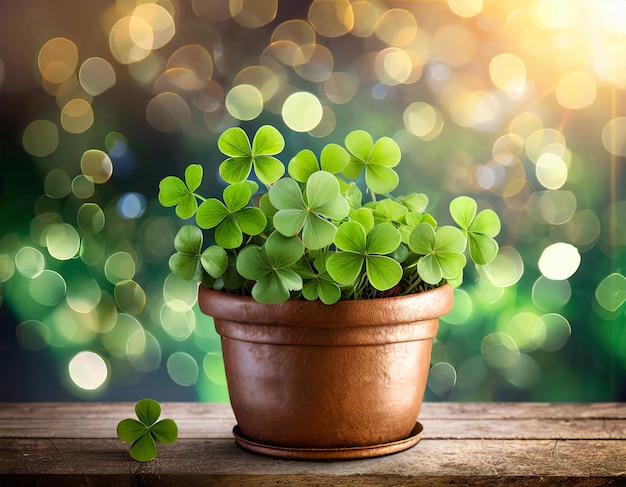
left=232, top=422, right=423, bottom=460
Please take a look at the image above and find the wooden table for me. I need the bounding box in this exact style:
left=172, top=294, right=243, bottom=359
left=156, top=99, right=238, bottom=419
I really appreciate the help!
left=0, top=402, right=624, bottom=485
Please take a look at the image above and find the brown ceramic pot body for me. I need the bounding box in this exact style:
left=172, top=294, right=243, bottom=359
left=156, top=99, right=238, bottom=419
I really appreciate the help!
left=198, top=284, right=453, bottom=451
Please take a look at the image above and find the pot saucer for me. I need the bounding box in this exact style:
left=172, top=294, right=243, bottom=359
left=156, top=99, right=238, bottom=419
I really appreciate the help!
left=232, top=422, right=423, bottom=460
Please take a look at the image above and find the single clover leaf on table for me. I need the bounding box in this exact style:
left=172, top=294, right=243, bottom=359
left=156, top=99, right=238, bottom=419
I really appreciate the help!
left=236, top=232, right=305, bottom=304
left=117, top=398, right=178, bottom=462
left=326, top=221, right=403, bottom=292
left=196, top=180, right=267, bottom=249
left=218, top=125, right=285, bottom=185
left=342, top=130, right=401, bottom=196
left=158, top=164, right=203, bottom=219
left=450, top=196, right=501, bottom=265
left=169, top=225, right=228, bottom=281
left=408, top=223, right=467, bottom=286
left=269, top=170, right=350, bottom=250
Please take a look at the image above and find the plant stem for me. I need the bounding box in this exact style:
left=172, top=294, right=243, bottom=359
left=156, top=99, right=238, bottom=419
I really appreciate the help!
left=404, top=274, right=424, bottom=295
left=352, top=272, right=368, bottom=300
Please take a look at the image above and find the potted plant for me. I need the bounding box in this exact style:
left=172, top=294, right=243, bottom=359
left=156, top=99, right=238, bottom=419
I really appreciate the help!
left=158, top=125, right=501, bottom=459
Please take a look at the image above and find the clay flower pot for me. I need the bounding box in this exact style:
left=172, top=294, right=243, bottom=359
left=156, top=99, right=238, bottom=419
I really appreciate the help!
left=198, top=283, right=453, bottom=460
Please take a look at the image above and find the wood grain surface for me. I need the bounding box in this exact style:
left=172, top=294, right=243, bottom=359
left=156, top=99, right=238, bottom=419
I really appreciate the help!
left=0, top=402, right=624, bottom=486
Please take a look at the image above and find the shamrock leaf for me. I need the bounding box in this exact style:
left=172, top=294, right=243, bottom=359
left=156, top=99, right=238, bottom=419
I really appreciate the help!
left=450, top=196, right=501, bottom=265
left=236, top=232, right=304, bottom=304
left=168, top=225, right=228, bottom=281
left=398, top=193, right=429, bottom=213
left=349, top=207, right=375, bottom=233
left=343, top=183, right=363, bottom=210
left=218, top=125, right=285, bottom=185
left=397, top=211, right=437, bottom=244
left=301, top=252, right=342, bottom=305
left=372, top=199, right=408, bottom=224
left=288, top=143, right=349, bottom=185
left=117, top=398, right=178, bottom=462
left=168, top=225, right=203, bottom=281
left=327, top=221, right=402, bottom=291
left=408, top=223, right=467, bottom=286
left=269, top=171, right=350, bottom=250
left=342, top=130, right=401, bottom=195
left=196, top=181, right=267, bottom=249
left=158, top=164, right=203, bottom=219
left=217, top=252, right=247, bottom=291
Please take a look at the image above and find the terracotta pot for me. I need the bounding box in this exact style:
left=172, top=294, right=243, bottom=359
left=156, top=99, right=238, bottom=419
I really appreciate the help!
left=198, top=284, right=453, bottom=459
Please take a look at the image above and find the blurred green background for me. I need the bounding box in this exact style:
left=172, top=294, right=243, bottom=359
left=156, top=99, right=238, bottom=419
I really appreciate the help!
left=0, top=0, right=624, bottom=402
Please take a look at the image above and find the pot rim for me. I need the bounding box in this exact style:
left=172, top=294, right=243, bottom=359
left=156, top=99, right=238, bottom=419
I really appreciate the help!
left=198, top=283, right=453, bottom=329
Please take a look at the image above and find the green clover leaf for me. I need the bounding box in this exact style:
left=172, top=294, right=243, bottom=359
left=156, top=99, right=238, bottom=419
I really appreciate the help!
left=288, top=143, right=349, bottom=184
left=196, top=181, right=267, bottom=249
left=168, top=225, right=228, bottom=281
left=218, top=125, right=285, bottom=185
left=168, top=225, right=203, bottom=281
left=217, top=252, right=247, bottom=291
left=450, top=196, right=501, bottom=265
left=372, top=199, right=408, bottom=224
left=269, top=171, right=350, bottom=250
left=301, top=252, right=342, bottom=305
left=343, top=183, right=363, bottom=210
left=327, top=221, right=402, bottom=291
left=397, top=211, right=436, bottom=244
left=236, top=232, right=305, bottom=303
left=409, top=223, right=467, bottom=286
left=398, top=193, right=429, bottom=213
left=342, top=130, right=401, bottom=195
left=158, top=164, right=203, bottom=219
left=349, top=207, right=375, bottom=233
left=117, top=398, right=178, bottom=462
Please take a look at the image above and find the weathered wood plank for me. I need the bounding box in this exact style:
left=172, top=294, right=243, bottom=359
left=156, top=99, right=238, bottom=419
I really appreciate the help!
left=1, top=403, right=624, bottom=440
left=1, top=402, right=624, bottom=421
left=1, top=418, right=624, bottom=441
left=1, top=438, right=625, bottom=485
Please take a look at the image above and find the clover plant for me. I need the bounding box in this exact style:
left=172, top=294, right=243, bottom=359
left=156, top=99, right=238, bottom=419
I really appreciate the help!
left=117, top=398, right=178, bottom=462
left=159, top=125, right=501, bottom=305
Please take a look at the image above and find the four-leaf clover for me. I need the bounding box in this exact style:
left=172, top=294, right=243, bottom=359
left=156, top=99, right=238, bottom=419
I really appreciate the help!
left=236, top=232, right=305, bottom=304
left=342, top=130, right=401, bottom=195
left=218, top=125, right=285, bottom=185
left=196, top=181, right=267, bottom=249
left=117, top=398, right=178, bottom=462
left=450, top=196, right=501, bottom=265
left=158, top=164, right=203, bottom=219
left=269, top=171, right=350, bottom=250
left=326, top=221, right=403, bottom=291
left=408, top=223, right=467, bottom=286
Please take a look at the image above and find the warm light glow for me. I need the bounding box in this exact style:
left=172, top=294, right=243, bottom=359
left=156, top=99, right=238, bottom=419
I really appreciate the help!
left=447, top=0, right=482, bottom=18
left=69, top=351, right=108, bottom=390
left=538, top=243, right=581, bottom=280
left=225, top=84, right=264, bottom=121
left=308, top=0, right=354, bottom=38
left=282, top=91, right=323, bottom=132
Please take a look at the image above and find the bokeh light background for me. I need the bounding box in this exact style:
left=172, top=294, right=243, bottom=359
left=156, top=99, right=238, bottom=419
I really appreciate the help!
left=0, top=0, right=625, bottom=402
